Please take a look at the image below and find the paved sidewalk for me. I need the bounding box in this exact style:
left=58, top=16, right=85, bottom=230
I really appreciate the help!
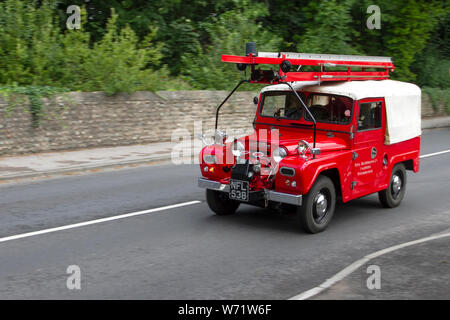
left=422, top=116, right=450, bottom=129
left=0, top=142, right=175, bottom=181
left=0, top=116, right=449, bottom=182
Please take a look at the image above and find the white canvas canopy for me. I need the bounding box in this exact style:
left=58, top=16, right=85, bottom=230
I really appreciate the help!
left=261, top=80, right=422, bottom=145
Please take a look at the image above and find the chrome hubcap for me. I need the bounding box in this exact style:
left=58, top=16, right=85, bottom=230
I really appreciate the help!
left=314, top=192, right=328, bottom=222
left=391, top=174, right=402, bottom=198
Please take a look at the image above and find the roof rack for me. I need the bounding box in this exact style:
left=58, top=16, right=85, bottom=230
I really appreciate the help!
left=222, top=48, right=394, bottom=84
left=216, top=43, right=395, bottom=153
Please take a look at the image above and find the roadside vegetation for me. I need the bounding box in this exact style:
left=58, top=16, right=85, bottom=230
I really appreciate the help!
left=0, top=0, right=448, bottom=113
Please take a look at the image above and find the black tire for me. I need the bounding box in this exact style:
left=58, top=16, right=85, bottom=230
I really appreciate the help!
left=378, top=163, right=407, bottom=208
left=206, top=189, right=240, bottom=216
left=297, top=175, right=336, bottom=233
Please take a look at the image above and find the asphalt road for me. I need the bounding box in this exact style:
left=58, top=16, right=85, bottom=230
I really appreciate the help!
left=0, top=129, right=449, bottom=299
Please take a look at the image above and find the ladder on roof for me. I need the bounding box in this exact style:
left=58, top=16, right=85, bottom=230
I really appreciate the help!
left=222, top=50, right=394, bottom=84
left=216, top=44, right=395, bottom=149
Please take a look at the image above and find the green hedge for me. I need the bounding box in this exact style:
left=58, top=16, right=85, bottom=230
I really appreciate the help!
left=0, top=0, right=448, bottom=94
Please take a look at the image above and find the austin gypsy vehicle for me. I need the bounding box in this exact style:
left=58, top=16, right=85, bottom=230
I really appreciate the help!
left=198, top=43, right=421, bottom=233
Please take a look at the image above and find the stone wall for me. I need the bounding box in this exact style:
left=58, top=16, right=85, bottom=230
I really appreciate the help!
left=0, top=90, right=445, bottom=156
left=0, top=91, right=257, bottom=156
left=420, top=93, right=448, bottom=117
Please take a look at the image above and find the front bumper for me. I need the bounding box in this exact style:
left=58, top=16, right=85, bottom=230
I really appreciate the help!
left=198, top=177, right=302, bottom=206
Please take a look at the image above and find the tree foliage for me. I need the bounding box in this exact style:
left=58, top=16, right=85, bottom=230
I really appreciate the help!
left=0, top=0, right=185, bottom=94
left=0, top=0, right=448, bottom=92
left=181, top=1, right=282, bottom=90
left=296, top=0, right=361, bottom=55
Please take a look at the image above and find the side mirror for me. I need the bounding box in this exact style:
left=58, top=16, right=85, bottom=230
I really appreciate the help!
left=253, top=96, right=259, bottom=105
left=214, top=130, right=227, bottom=145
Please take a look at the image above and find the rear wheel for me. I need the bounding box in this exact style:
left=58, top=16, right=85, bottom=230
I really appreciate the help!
left=378, top=163, right=407, bottom=208
left=297, top=176, right=336, bottom=233
left=206, top=189, right=240, bottom=216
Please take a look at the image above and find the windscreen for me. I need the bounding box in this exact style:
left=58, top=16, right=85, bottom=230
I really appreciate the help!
left=305, top=93, right=353, bottom=124
left=260, top=91, right=303, bottom=120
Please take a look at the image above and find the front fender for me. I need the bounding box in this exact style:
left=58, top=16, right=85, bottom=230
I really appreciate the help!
left=275, top=151, right=352, bottom=196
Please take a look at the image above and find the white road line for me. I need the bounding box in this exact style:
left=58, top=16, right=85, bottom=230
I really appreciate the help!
left=288, top=148, right=450, bottom=299
left=420, top=149, right=450, bottom=158
left=0, top=200, right=201, bottom=244
left=289, top=230, right=450, bottom=300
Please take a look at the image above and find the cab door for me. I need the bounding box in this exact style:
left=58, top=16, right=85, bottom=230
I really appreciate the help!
left=351, top=99, right=385, bottom=198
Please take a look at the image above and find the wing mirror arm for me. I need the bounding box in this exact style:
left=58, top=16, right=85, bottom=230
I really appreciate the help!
left=215, top=79, right=250, bottom=130
left=285, top=82, right=318, bottom=158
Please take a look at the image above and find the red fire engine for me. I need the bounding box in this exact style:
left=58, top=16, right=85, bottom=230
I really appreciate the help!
left=198, top=43, right=421, bottom=233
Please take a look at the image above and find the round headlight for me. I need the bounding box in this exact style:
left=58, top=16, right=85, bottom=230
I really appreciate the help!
left=273, top=147, right=288, bottom=163
left=297, top=140, right=310, bottom=155
left=203, top=154, right=216, bottom=164
left=232, top=141, right=245, bottom=157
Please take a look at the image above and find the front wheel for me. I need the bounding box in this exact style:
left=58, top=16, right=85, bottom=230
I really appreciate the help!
left=206, top=189, right=240, bottom=216
left=297, top=176, right=336, bottom=233
left=378, top=163, right=407, bottom=208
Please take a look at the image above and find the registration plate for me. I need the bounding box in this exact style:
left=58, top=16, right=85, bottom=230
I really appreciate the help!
left=229, top=179, right=249, bottom=202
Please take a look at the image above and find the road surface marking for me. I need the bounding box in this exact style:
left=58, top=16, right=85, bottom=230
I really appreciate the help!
left=0, top=200, right=201, bottom=244
left=289, top=230, right=450, bottom=300
left=420, top=149, right=450, bottom=158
